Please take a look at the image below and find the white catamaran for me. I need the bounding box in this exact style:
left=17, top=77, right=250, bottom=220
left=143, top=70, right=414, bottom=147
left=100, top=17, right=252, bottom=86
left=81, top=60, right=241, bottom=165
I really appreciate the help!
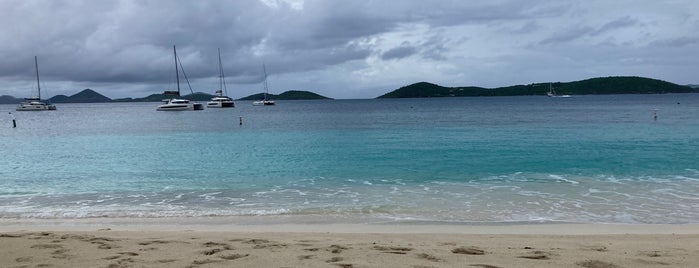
left=207, top=48, right=235, bottom=108
left=16, top=56, right=56, bottom=111
left=157, top=45, right=204, bottom=111
left=252, top=62, right=275, bottom=106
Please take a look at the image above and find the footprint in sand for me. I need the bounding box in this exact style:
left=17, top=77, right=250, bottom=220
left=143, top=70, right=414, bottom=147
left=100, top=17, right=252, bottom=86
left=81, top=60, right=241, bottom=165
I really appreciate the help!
left=298, top=254, right=314, bottom=260
left=328, top=245, right=349, bottom=254
left=0, top=233, right=25, bottom=238
left=203, top=241, right=231, bottom=247
left=639, top=250, right=666, bottom=257
left=326, top=256, right=344, bottom=263
left=577, top=260, right=622, bottom=268
left=518, top=250, right=552, bottom=260
left=241, top=239, right=286, bottom=249
left=416, top=253, right=442, bottom=262
left=469, top=264, right=502, bottom=268
left=243, top=239, right=272, bottom=244
left=581, top=245, right=608, bottom=252
left=15, top=256, right=33, bottom=262
left=452, top=246, right=485, bottom=255
left=219, top=253, right=249, bottom=260
left=92, top=241, right=118, bottom=249
left=373, top=245, right=413, bottom=254
left=191, top=259, right=223, bottom=265
left=30, top=244, right=63, bottom=249
left=138, top=239, right=184, bottom=246
left=200, top=248, right=223, bottom=255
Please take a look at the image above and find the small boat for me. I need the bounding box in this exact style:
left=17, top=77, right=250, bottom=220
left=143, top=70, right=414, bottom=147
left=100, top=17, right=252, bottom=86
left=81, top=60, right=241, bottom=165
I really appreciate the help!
left=547, top=83, right=571, bottom=98
left=252, top=62, right=275, bottom=106
left=157, top=45, right=204, bottom=111
left=16, top=56, right=56, bottom=111
left=207, top=48, right=235, bottom=108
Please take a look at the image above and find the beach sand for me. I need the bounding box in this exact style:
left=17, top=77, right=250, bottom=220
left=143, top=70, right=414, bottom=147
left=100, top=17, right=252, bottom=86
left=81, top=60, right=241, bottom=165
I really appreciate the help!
left=1, top=219, right=699, bottom=268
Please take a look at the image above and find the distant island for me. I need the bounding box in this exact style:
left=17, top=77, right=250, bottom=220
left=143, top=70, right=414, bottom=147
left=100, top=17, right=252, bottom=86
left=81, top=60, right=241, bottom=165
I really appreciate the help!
left=0, top=89, right=331, bottom=104
left=238, top=90, right=331, bottom=100
left=1, top=76, right=696, bottom=104
left=378, top=76, right=697, bottom=98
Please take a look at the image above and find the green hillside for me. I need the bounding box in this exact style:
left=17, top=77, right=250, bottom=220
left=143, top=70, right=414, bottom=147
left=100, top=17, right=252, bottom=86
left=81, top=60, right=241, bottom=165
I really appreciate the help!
left=50, top=89, right=111, bottom=103
left=239, top=90, right=331, bottom=100
left=0, top=95, right=23, bottom=104
left=378, top=76, right=695, bottom=98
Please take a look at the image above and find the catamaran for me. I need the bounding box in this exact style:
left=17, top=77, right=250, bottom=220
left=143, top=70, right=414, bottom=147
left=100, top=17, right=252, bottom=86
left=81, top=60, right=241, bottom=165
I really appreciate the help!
left=207, top=48, right=235, bottom=108
left=157, top=45, right=204, bottom=111
left=16, top=56, right=56, bottom=111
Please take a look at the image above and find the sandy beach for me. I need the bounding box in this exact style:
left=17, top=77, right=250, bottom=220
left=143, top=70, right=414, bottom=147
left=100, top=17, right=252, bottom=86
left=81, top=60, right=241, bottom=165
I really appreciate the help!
left=2, top=219, right=699, bottom=268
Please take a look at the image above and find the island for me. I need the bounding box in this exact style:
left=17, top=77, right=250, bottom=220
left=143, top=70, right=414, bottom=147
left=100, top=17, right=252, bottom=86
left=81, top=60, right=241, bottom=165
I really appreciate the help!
left=1, top=76, right=696, bottom=104
left=0, top=89, right=331, bottom=104
left=239, top=90, right=332, bottom=101
left=378, top=76, right=696, bottom=98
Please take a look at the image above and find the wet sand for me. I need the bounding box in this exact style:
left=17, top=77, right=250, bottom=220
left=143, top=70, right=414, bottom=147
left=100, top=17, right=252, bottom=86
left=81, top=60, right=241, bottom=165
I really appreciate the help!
left=1, top=220, right=699, bottom=267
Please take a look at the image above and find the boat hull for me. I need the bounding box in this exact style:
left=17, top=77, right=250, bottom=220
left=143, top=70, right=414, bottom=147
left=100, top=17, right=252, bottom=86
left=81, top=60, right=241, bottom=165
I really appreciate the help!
left=16, top=103, right=56, bottom=111
left=157, top=104, right=194, bottom=111
left=252, top=100, right=275, bottom=106
left=207, top=100, right=235, bottom=108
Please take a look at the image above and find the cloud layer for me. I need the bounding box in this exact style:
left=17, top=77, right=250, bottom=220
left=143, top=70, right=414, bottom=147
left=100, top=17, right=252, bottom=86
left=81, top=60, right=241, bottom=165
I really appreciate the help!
left=1, top=0, right=698, bottom=99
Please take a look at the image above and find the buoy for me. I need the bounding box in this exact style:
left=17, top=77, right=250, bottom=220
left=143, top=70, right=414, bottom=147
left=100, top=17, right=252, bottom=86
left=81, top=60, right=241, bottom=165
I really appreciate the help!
left=239, top=116, right=243, bottom=125
left=653, top=110, right=658, bottom=121
left=9, top=112, right=16, bottom=128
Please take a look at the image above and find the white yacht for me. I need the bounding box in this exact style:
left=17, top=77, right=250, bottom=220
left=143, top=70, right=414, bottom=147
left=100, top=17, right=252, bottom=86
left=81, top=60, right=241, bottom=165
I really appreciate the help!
left=16, top=56, right=56, bottom=111
left=207, top=93, right=235, bottom=108
left=157, top=97, right=203, bottom=111
left=157, top=45, right=204, bottom=111
left=252, top=62, right=275, bottom=106
left=207, top=49, right=235, bottom=108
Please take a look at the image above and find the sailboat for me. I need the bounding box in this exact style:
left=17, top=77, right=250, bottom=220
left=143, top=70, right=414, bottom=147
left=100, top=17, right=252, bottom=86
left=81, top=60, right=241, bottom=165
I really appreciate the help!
left=16, top=56, right=57, bottom=111
left=206, top=48, right=235, bottom=108
left=546, top=83, right=571, bottom=98
left=157, top=45, right=204, bottom=111
left=252, top=62, right=275, bottom=106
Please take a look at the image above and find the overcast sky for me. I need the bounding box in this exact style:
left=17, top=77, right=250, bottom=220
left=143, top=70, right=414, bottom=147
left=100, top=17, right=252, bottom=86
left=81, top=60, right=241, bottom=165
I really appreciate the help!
left=1, top=0, right=698, bottom=99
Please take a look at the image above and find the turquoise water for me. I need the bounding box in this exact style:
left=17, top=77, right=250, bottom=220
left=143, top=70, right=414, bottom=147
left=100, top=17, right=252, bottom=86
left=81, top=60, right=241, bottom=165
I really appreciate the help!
left=1, top=95, right=698, bottom=223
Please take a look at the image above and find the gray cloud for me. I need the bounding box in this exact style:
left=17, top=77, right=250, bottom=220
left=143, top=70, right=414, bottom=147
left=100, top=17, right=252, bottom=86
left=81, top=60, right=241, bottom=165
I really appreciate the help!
left=0, top=0, right=697, bottom=99
left=381, top=45, right=418, bottom=60
left=591, top=16, right=639, bottom=36
left=539, top=25, right=595, bottom=45
left=649, top=36, right=699, bottom=48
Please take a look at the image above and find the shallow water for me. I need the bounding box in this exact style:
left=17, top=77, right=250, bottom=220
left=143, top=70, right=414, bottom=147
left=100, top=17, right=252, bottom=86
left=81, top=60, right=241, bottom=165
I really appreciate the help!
left=1, top=94, right=698, bottom=223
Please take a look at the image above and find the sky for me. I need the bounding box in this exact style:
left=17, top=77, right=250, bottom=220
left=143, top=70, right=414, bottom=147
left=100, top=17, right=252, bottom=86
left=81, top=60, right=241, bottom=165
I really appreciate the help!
left=1, top=0, right=698, bottom=99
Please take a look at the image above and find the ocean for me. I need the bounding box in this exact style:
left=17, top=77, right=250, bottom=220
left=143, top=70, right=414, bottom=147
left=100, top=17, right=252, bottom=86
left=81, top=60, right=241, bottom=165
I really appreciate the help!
left=1, top=94, right=698, bottom=224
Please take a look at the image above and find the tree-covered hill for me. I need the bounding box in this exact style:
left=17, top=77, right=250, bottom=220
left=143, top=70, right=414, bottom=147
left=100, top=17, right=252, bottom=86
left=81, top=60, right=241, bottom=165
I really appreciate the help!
left=239, top=90, right=331, bottom=100
left=378, top=76, right=696, bottom=98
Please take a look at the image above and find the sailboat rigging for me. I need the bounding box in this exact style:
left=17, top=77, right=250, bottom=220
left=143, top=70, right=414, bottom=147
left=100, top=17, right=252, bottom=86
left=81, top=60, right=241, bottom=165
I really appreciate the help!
left=207, top=48, right=235, bottom=108
left=16, top=56, right=56, bottom=111
left=157, top=45, right=204, bottom=111
left=252, top=62, right=275, bottom=106
left=547, top=83, right=571, bottom=98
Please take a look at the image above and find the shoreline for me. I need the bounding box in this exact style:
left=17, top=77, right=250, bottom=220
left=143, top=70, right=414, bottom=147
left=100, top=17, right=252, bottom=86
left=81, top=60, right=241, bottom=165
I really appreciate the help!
left=3, top=217, right=699, bottom=234
left=2, top=220, right=698, bottom=267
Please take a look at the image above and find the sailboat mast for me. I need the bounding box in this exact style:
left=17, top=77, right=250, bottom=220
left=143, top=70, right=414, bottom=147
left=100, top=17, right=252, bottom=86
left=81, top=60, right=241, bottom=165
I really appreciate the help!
left=174, top=45, right=180, bottom=95
left=262, top=62, right=269, bottom=101
left=218, top=48, right=226, bottom=95
left=35, top=56, right=41, bottom=99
